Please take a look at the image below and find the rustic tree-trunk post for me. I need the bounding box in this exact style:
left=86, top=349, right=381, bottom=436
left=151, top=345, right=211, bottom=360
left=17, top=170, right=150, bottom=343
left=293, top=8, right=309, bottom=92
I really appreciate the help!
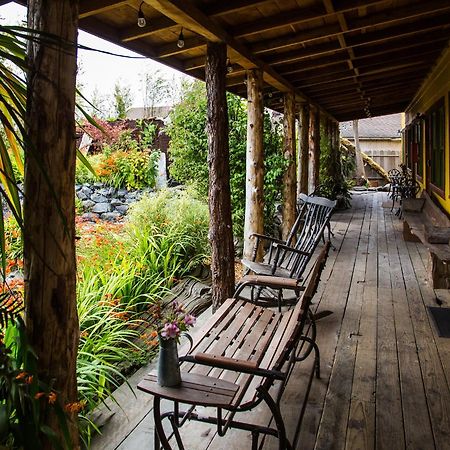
left=281, top=92, right=297, bottom=240
left=331, top=121, right=343, bottom=184
left=243, top=68, right=264, bottom=261
left=353, top=119, right=366, bottom=184
left=299, top=103, right=310, bottom=194
left=24, top=0, right=80, bottom=446
left=205, top=42, right=235, bottom=310
left=312, top=108, right=321, bottom=191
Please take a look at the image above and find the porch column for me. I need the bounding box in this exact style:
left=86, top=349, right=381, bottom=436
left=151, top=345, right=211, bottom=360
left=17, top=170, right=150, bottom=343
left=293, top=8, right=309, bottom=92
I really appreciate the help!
left=281, top=92, right=297, bottom=240
left=330, top=120, right=343, bottom=184
left=205, top=41, right=235, bottom=310
left=312, top=109, right=321, bottom=191
left=243, top=68, right=264, bottom=261
left=308, top=107, right=320, bottom=193
left=299, top=103, right=310, bottom=194
left=25, top=0, right=80, bottom=444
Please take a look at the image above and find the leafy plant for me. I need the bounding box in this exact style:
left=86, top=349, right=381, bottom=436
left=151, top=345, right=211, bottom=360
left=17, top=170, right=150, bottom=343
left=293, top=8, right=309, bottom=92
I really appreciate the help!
left=319, top=126, right=352, bottom=209
left=0, top=297, right=74, bottom=449
left=167, top=81, right=286, bottom=239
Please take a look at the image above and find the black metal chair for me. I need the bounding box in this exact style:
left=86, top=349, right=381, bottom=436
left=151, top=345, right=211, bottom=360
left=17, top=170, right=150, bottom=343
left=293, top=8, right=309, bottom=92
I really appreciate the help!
left=236, top=195, right=336, bottom=309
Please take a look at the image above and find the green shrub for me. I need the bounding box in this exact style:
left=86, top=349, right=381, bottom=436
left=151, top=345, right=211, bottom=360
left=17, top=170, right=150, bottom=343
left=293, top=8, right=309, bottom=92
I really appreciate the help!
left=125, top=189, right=210, bottom=278
left=75, top=149, right=159, bottom=190
left=167, top=81, right=286, bottom=239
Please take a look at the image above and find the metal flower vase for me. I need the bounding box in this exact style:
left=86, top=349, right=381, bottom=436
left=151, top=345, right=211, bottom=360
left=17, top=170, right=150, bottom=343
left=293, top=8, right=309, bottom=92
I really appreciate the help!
left=157, top=337, right=181, bottom=387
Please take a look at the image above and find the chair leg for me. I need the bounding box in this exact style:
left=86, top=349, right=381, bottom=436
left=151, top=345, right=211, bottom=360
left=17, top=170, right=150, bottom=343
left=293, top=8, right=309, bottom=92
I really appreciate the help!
left=257, top=386, right=293, bottom=450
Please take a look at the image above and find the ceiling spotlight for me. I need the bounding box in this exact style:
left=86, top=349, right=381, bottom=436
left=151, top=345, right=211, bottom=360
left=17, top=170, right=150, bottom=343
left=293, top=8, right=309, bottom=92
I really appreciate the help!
left=226, top=58, right=233, bottom=73
left=268, top=91, right=273, bottom=98
left=137, top=2, right=146, bottom=28
left=177, top=28, right=185, bottom=48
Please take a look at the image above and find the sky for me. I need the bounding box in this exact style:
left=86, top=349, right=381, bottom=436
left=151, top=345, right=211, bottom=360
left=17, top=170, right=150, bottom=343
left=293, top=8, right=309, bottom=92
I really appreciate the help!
left=0, top=2, right=189, bottom=109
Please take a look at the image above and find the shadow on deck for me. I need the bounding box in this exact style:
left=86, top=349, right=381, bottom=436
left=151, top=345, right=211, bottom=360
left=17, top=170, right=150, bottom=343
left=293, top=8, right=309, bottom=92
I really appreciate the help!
left=92, top=191, right=450, bottom=450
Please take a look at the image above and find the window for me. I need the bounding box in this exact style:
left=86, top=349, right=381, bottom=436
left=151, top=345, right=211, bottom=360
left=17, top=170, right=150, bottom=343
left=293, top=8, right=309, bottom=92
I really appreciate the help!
left=415, top=120, right=424, bottom=178
left=428, top=99, right=445, bottom=191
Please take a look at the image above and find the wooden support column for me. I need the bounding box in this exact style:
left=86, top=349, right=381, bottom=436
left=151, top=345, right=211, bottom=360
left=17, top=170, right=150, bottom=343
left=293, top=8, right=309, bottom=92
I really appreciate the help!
left=299, top=103, right=310, bottom=195
left=25, top=0, right=80, bottom=445
left=205, top=41, right=235, bottom=310
left=243, top=68, right=264, bottom=261
left=308, top=107, right=321, bottom=193
left=281, top=92, right=297, bottom=240
left=312, top=108, right=321, bottom=191
left=331, top=121, right=343, bottom=184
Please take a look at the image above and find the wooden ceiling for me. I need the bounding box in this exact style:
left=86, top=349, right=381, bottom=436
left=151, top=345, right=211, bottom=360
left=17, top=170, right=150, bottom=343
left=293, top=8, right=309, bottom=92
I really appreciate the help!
left=13, top=0, right=450, bottom=121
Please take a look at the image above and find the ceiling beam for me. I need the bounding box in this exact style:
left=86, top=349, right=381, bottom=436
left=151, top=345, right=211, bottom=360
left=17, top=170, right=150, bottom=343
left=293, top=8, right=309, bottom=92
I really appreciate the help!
left=261, top=18, right=450, bottom=72
left=203, top=0, right=273, bottom=17
left=250, top=8, right=450, bottom=62
left=295, top=60, right=431, bottom=89
left=229, top=0, right=389, bottom=39
left=144, top=0, right=335, bottom=119
left=79, top=0, right=129, bottom=19
left=286, top=47, right=442, bottom=83
left=120, top=15, right=176, bottom=42
left=79, top=16, right=188, bottom=73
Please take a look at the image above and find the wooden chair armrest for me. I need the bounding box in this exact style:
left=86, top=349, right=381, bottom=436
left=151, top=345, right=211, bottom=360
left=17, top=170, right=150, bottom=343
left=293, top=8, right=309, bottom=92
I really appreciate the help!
left=238, top=274, right=306, bottom=291
left=180, top=353, right=286, bottom=380
left=250, top=233, right=285, bottom=245
left=272, top=243, right=309, bottom=255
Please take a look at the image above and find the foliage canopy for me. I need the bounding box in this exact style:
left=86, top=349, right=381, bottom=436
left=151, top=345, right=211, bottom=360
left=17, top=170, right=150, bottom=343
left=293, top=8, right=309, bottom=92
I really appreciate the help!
left=167, top=81, right=287, bottom=239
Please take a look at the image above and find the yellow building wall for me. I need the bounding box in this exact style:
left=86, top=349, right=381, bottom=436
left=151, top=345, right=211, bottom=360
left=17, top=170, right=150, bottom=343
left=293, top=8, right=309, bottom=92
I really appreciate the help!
left=405, top=44, right=450, bottom=213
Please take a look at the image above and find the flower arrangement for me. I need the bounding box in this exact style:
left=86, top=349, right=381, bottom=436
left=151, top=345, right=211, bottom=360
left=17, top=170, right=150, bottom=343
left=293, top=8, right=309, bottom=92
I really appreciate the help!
left=150, top=300, right=196, bottom=342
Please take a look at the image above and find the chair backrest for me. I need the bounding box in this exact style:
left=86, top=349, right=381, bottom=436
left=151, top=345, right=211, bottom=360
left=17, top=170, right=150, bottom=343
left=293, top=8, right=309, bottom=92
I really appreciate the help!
left=280, top=194, right=335, bottom=279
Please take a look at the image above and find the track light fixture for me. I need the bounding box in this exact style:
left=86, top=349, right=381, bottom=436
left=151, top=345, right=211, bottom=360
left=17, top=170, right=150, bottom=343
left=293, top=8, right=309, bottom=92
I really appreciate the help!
left=137, top=2, right=146, bottom=28
left=177, top=28, right=185, bottom=48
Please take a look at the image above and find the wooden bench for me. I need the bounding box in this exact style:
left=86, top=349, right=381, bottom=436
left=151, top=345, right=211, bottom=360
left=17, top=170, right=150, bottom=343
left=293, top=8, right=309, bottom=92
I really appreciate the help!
left=137, top=242, right=330, bottom=450
left=402, top=192, right=450, bottom=288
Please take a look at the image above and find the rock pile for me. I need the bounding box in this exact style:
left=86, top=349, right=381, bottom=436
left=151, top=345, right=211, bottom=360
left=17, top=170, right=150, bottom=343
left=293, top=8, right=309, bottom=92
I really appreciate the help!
left=76, top=183, right=153, bottom=222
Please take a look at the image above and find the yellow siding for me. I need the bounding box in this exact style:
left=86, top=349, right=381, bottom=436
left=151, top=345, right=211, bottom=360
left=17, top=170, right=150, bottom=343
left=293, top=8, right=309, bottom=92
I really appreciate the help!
left=405, top=44, right=450, bottom=213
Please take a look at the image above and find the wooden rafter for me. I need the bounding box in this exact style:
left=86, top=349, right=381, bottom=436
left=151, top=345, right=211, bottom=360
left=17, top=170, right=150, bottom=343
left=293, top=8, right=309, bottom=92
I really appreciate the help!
left=79, top=0, right=129, bottom=19
left=143, top=0, right=335, bottom=119
left=250, top=0, right=446, bottom=56
left=229, top=0, right=389, bottom=39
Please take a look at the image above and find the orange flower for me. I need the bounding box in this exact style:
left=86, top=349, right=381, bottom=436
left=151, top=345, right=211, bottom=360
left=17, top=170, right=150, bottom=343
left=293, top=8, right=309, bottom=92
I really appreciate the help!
left=150, top=330, right=158, bottom=338
left=48, top=392, right=57, bottom=404
left=25, top=375, right=33, bottom=385
left=64, top=400, right=86, bottom=413
left=15, top=371, right=27, bottom=380
left=34, top=392, right=46, bottom=400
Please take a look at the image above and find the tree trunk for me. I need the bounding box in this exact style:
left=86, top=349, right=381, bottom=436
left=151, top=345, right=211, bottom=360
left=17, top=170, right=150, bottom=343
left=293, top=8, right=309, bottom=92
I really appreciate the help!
left=281, top=92, right=296, bottom=240
left=299, top=103, right=310, bottom=194
left=353, top=119, right=366, bottom=183
left=243, top=68, right=264, bottom=261
left=311, top=108, right=321, bottom=191
left=205, top=42, right=235, bottom=311
left=331, top=121, right=343, bottom=183
left=25, top=0, right=80, bottom=447
left=308, top=108, right=315, bottom=194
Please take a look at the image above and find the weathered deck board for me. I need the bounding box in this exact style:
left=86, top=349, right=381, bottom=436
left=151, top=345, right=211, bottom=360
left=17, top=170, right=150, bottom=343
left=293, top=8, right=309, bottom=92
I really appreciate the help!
left=92, top=192, right=450, bottom=450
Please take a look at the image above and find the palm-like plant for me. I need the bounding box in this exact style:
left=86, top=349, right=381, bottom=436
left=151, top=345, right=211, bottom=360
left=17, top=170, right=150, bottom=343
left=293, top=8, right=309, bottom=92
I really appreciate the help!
left=0, top=26, right=27, bottom=273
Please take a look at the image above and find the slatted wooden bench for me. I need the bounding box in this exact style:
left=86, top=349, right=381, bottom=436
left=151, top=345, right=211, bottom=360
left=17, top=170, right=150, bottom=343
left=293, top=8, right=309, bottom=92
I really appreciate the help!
left=402, top=194, right=450, bottom=288
left=137, top=242, right=330, bottom=450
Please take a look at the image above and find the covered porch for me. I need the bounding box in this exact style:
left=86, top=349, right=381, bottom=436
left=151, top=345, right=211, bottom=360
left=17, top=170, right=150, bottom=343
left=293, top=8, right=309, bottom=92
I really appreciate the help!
left=93, top=191, right=450, bottom=449
left=3, top=0, right=450, bottom=448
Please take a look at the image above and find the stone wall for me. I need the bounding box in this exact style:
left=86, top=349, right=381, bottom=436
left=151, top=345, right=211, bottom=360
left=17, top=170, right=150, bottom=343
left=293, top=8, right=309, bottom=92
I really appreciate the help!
left=76, top=183, right=152, bottom=221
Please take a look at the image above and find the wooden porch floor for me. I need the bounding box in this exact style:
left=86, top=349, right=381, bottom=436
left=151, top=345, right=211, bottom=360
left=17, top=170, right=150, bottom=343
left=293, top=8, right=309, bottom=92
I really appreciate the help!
left=94, top=191, right=450, bottom=450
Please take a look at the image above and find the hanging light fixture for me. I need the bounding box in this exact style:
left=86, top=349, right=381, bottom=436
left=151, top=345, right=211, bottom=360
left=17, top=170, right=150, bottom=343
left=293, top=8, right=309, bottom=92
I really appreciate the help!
left=137, top=2, right=146, bottom=28
left=226, top=58, right=233, bottom=73
left=177, top=28, right=185, bottom=48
